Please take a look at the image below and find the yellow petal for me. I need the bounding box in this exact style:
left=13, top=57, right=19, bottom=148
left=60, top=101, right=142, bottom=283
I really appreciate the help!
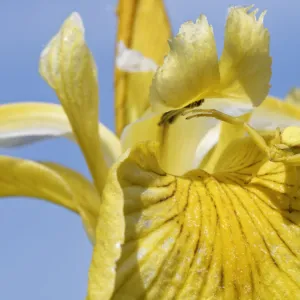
left=122, top=109, right=214, bottom=176
left=121, top=109, right=162, bottom=152
left=0, top=156, right=76, bottom=212
left=200, top=96, right=300, bottom=173
left=0, top=102, right=121, bottom=167
left=219, top=6, right=271, bottom=105
left=43, top=162, right=100, bottom=243
left=150, top=15, right=219, bottom=112
left=0, top=102, right=71, bottom=147
left=123, top=99, right=252, bottom=176
left=88, top=140, right=300, bottom=299
left=39, top=13, right=107, bottom=193
left=0, top=156, right=101, bottom=242
left=281, top=126, right=300, bottom=147
left=200, top=113, right=251, bottom=173
left=115, top=0, right=171, bottom=135
left=87, top=150, right=127, bottom=300
left=122, top=108, right=221, bottom=176
left=250, top=96, right=300, bottom=131
left=159, top=98, right=252, bottom=176
left=285, top=88, right=300, bottom=106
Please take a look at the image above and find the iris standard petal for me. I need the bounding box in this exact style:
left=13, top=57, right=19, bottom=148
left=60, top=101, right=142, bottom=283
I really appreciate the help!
left=150, top=15, right=219, bottom=112
left=219, top=6, right=271, bottom=105
left=39, top=12, right=107, bottom=193
left=115, top=0, right=171, bottom=135
left=88, top=140, right=300, bottom=299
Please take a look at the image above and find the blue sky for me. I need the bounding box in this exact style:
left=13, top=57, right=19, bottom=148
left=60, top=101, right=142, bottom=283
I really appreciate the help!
left=0, top=1, right=299, bottom=299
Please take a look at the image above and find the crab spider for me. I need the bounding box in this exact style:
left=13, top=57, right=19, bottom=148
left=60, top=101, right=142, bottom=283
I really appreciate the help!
left=184, top=108, right=300, bottom=167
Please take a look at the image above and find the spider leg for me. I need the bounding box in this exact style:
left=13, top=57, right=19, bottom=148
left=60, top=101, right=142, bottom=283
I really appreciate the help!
left=185, top=109, right=271, bottom=156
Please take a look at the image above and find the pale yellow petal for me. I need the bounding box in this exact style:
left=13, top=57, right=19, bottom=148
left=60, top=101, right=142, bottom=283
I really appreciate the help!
left=43, top=162, right=100, bottom=243
left=0, top=102, right=121, bottom=167
left=250, top=96, right=300, bottom=131
left=281, top=126, right=300, bottom=147
left=39, top=13, right=107, bottom=193
left=201, top=113, right=251, bottom=173
left=122, top=106, right=221, bottom=176
left=122, top=109, right=217, bottom=176
left=150, top=15, right=219, bottom=112
left=88, top=140, right=300, bottom=299
left=115, top=0, right=171, bottom=135
left=201, top=96, right=300, bottom=173
left=96, top=123, right=121, bottom=168
left=121, top=109, right=162, bottom=152
left=285, top=88, right=300, bottom=106
left=122, top=99, right=252, bottom=176
left=87, top=150, right=127, bottom=300
left=0, top=156, right=101, bottom=242
left=0, top=102, right=71, bottom=147
left=159, top=98, right=252, bottom=176
left=159, top=115, right=219, bottom=175
left=0, top=156, right=76, bottom=212
left=219, top=6, right=271, bottom=105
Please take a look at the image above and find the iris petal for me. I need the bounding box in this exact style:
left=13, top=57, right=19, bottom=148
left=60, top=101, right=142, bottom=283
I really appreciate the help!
left=115, top=0, right=171, bottom=135
left=88, top=140, right=300, bottom=299
left=0, top=155, right=76, bottom=212
left=42, top=162, right=100, bottom=243
left=0, top=102, right=121, bottom=167
left=39, top=13, right=107, bottom=193
left=150, top=15, right=219, bottom=112
left=219, top=6, right=271, bottom=105
left=0, top=156, right=101, bottom=242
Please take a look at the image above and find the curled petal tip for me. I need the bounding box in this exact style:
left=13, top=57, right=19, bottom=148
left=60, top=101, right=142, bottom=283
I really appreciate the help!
left=69, top=12, right=85, bottom=32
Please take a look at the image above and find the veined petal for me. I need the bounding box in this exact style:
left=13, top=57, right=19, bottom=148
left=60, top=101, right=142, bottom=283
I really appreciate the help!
left=87, top=148, right=127, bottom=300
left=39, top=13, right=107, bottom=193
left=219, top=6, right=271, bottom=105
left=150, top=15, right=219, bottom=112
left=115, top=0, right=171, bottom=135
left=43, top=163, right=100, bottom=243
left=0, top=102, right=121, bottom=167
left=88, top=141, right=300, bottom=299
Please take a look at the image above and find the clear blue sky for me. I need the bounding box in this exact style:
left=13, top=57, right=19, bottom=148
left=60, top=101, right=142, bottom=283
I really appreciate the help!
left=0, top=1, right=299, bottom=299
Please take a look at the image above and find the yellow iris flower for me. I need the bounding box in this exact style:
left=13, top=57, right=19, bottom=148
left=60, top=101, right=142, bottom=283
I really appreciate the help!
left=1, top=2, right=300, bottom=299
